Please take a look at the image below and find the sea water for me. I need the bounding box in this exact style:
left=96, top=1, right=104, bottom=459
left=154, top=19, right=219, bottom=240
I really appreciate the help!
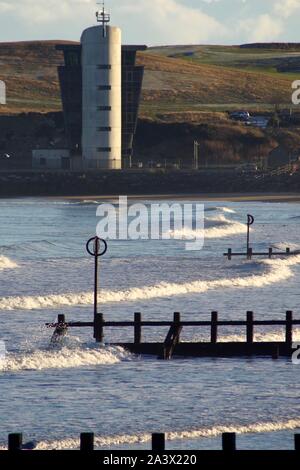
left=0, top=197, right=300, bottom=450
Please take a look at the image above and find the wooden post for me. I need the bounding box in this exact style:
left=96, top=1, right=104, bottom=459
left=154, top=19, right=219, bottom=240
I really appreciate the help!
left=268, top=248, right=273, bottom=259
left=58, top=314, right=65, bottom=323
left=51, top=314, right=67, bottom=344
left=94, top=313, right=104, bottom=343
left=80, top=433, right=94, bottom=451
left=174, top=312, right=181, bottom=344
left=272, top=345, right=279, bottom=360
left=211, top=311, right=218, bottom=344
left=228, top=248, right=232, bottom=261
left=152, top=433, right=165, bottom=452
left=222, top=433, right=236, bottom=452
left=8, top=433, right=22, bottom=451
left=247, top=247, right=253, bottom=260
left=295, top=434, right=300, bottom=451
left=174, top=312, right=181, bottom=323
left=159, top=313, right=182, bottom=360
left=134, top=312, right=142, bottom=345
left=286, top=247, right=291, bottom=255
left=246, top=311, right=254, bottom=344
left=286, top=310, right=293, bottom=347
left=162, top=347, right=167, bottom=360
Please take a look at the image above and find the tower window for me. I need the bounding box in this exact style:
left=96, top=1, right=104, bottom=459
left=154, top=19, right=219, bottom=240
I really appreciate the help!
left=97, top=65, right=112, bottom=70
left=98, top=85, right=112, bottom=90
left=97, top=106, right=112, bottom=111
left=97, top=147, right=112, bottom=152
left=98, top=127, right=112, bottom=132
left=126, top=71, right=134, bottom=81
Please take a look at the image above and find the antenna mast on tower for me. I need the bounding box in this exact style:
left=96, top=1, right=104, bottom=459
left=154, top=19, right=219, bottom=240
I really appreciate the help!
left=96, top=1, right=110, bottom=36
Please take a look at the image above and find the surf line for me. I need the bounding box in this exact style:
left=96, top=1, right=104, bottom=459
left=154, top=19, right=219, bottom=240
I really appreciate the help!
left=5, top=418, right=299, bottom=450
left=0, top=256, right=18, bottom=271
left=1, top=255, right=300, bottom=311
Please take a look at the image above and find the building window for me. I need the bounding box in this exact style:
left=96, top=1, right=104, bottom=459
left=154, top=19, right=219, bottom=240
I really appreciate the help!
left=40, top=157, right=46, bottom=166
left=126, top=112, right=135, bottom=123
left=126, top=71, right=134, bottom=81
left=97, top=65, right=112, bottom=70
left=98, top=85, right=111, bottom=90
left=66, top=52, right=80, bottom=67
left=126, top=92, right=135, bottom=101
left=98, top=106, right=112, bottom=111
left=97, top=147, right=111, bottom=152
left=98, top=127, right=112, bottom=132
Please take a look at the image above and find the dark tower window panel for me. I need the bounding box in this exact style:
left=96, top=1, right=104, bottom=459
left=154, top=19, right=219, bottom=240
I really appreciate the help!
left=97, top=147, right=112, bottom=152
left=121, top=47, right=147, bottom=162
left=98, top=85, right=112, bottom=90
left=56, top=43, right=147, bottom=164
left=98, top=127, right=112, bottom=132
left=55, top=44, right=82, bottom=154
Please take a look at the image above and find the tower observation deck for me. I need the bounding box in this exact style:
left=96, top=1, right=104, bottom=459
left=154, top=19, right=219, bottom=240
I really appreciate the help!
left=56, top=4, right=147, bottom=170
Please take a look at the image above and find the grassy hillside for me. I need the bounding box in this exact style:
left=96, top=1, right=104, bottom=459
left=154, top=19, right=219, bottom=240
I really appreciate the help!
left=137, top=49, right=294, bottom=117
left=0, top=40, right=73, bottom=113
left=148, top=43, right=300, bottom=78
left=0, top=41, right=298, bottom=118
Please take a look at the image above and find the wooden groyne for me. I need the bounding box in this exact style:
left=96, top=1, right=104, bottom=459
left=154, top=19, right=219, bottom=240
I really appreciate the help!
left=3, top=431, right=300, bottom=452
left=46, top=236, right=300, bottom=360
left=47, top=310, right=299, bottom=360
left=224, top=214, right=300, bottom=260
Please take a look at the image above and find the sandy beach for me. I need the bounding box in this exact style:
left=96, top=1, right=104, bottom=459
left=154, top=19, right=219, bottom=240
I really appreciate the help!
left=50, top=193, right=300, bottom=203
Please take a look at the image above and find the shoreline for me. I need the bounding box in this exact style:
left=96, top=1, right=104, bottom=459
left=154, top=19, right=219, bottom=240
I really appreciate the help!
left=47, top=193, right=300, bottom=203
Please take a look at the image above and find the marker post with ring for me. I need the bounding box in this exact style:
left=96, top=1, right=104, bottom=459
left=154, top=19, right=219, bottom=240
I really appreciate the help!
left=246, top=214, right=254, bottom=259
left=224, top=214, right=296, bottom=260
left=86, top=236, right=108, bottom=342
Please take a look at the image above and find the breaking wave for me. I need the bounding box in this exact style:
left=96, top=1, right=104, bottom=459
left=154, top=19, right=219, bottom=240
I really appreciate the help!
left=8, top=418, right=300, bottom=450
left=217, top=207, right=236, bottom=214
left=188, top=330, right=300, bottom=343
left=0, top=256, right=18, bottom=271
left=1, top=346, right=129, bottom=372
left=170, top=215, right=245, bottom=240
left=1, top=255, right=300, bottom=311
left=273, top=242, right=300, bottom=252
left=204, top=207, right=236, bottom=214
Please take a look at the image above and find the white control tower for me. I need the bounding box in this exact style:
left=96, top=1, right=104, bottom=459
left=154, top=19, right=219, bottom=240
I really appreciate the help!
left=81, top=3, right=122, bottom=169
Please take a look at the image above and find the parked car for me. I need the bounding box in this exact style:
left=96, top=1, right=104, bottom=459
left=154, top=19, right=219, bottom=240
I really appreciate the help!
left=229, top=111, right=251, bottom=122
left=235, top=163, right=258, bottom=174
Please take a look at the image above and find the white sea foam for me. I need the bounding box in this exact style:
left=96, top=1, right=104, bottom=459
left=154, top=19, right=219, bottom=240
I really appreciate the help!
left=0, top=346, right=129, bottom=372
left=81, top=200, right=100, bottom=204
left=217, top=207, right=236, bottom=214
left=1, top=255, right=299, bottom=311
left=188, top=330, right=300, bottom=343
left=273, top=242, right=300, bottom=252
left=0, top=256, right=18, bottom=271
left=171, top=215, right=245, bottom=240
left=6, top=418, right=298, bottom=450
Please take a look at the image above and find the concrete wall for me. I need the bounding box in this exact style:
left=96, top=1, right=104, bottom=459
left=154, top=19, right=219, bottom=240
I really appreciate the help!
left=2, top=169, right=300, bottom=197
left=81, top=25, right=122, bottom=170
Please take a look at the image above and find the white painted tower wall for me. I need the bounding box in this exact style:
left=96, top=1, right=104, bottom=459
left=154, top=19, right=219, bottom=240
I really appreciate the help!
left=81, top=25, right=122, bottom=169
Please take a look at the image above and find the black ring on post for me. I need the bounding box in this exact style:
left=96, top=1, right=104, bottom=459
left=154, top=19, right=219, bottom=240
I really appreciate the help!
left=247, top=214, right=254, bottom=226
left=86, top=236, right=108, bottom=257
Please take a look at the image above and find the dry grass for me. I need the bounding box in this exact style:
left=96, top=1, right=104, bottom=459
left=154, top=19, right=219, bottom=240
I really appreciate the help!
left=0, top=41, right=296, bottom=117
left=137, top=52, right=292, bottom=109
